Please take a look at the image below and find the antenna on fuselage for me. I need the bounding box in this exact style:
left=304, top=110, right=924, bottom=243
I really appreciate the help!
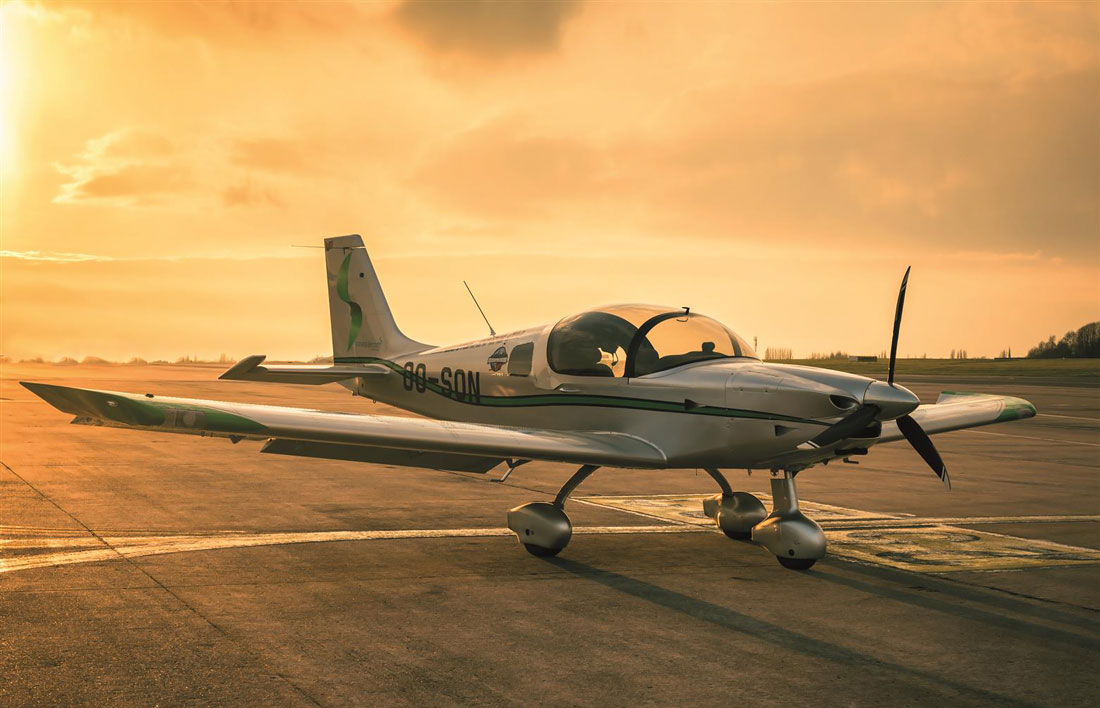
left=463, top=281, right=496, bottom=337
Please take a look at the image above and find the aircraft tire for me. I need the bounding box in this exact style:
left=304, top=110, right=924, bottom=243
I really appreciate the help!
left=777, top=556, right=816, bottom=570
left=523, top=543, right=562, bottom=558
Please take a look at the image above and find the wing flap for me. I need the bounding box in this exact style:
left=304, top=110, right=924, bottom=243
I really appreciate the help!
left=21, top=382, right=667, bottom=469
left=261, top=439, right=504, bottom=473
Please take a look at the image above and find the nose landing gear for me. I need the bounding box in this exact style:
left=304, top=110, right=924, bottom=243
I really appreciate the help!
left=702, top=467, right=825, bottom=569
left=751, top=471, right=826, bottom=570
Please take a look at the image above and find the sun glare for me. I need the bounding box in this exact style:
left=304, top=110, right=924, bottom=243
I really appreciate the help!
left=0, top=3, right=27, bottom=186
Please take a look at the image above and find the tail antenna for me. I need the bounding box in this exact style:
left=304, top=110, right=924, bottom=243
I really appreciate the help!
left=463, top=281, right=496, bottom=337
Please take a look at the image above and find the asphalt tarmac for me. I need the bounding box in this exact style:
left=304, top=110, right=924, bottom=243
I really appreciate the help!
left=2, top=364, right=1098, bottom=707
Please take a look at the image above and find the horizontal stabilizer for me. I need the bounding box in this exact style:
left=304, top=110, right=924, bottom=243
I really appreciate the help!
left=219, top=354, right=390, bottom=385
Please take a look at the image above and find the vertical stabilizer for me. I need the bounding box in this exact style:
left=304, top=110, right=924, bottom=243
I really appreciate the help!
left=325, top=235, right=430, bottom=360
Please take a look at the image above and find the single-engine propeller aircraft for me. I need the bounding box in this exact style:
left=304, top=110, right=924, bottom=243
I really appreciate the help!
left=23, top=235, right=1036, bottom=569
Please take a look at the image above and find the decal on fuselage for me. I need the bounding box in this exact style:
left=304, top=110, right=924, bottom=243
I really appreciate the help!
left=403, top=362, right=481, bottom=403
left=487, top=346, right=509, bottom=372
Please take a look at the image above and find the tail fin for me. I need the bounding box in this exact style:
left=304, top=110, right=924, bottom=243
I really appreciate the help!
left=324, top=235, right=430, bottom=360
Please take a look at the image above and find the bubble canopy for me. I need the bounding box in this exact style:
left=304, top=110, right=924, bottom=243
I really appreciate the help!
left=546, top=305, right=758, bottom=378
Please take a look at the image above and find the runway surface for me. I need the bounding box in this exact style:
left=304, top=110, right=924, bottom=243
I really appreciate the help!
left=2, top=363, right=1098, bottom=707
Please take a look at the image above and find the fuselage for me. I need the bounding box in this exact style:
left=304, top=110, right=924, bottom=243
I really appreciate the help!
left=336, top=306, right=890, bottom=470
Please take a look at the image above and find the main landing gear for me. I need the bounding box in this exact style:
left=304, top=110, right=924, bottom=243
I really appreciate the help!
left=703, top=468, right=826, bottom=570
left=700, top=468, right=768, bottom=540
left=506, top=464, right=599, bottom=557
left=507, top=465, right=826, bottom=570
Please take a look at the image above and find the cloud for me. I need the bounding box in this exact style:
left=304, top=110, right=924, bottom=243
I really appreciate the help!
left=222, top=178, right=283, bottom=207
left=411, top=117, right=610, bottom=216
left=62, top=164, right=192, bottom=202
left=229, top=137, right=306, bottom=173
left=0, top=250, right=308, bottom=263
left=0, top=250, right=109, bottom=263
left=54, top=129, right=192, bottom=205
left=53, top=130, right=300, bottom=208
left=93, top=129, right=175, bottom=159
left=393, top=0, right=581, bottom=59
left=410, top=68, right=1099, bottom=259
left=648, top=69, right=1100, bottom=256
left=37, top=1, right=374, bottom=42
left=7, top=0, right=1097, bottom=360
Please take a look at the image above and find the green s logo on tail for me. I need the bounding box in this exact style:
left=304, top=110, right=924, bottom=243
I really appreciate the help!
left=337, top=253, right=363, bottom=349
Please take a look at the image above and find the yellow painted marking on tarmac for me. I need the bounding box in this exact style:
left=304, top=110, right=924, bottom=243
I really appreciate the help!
left=961, top=429, right=1100, bottom=447
left=826, top=526, right=1100, bottom=573
left=577, top=495, right=1100, bottom=573
left=817, top=514, right=1100, bottom=530
left=4, top=503, right=1097, bottom=576
left=1037, top=413, right=1099, bottom=422
left=576, top=493, right=902, bottom=526
left=0, top=525, right=705, bottom=575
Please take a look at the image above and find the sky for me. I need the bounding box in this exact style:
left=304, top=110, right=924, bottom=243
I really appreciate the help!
left=1, top=0, right=1098, bottom=362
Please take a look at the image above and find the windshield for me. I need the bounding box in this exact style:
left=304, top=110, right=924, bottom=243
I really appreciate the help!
left=547, top=305, right=757, bottom=378
left=630, top=312, right=756, bottom=376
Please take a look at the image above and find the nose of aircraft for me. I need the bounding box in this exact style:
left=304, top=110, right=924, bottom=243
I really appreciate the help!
left=864, top=380, right=920, bottom=420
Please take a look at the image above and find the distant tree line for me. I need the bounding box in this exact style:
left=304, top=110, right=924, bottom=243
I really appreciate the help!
left=808, top=351, right=848, bottom=360
left=1027, top=322, right=1100, bottom=358
left=764, top=347, right=792, bottom=360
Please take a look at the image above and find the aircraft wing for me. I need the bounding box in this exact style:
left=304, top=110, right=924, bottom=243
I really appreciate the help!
left=875, top=391, right=1036, bottom=443
left=757, top=391, right=1036, bottom=471
left=20, top=382, right=667, bottom=471
left=218, top=354, right=391, bottom=385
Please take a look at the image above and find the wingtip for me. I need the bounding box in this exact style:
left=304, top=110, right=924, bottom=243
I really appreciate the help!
left=998, top=396, right=1037, bottom=422
left=18, top=381, right=84, bottom=415
left=19, top=381, right=51, bottom=396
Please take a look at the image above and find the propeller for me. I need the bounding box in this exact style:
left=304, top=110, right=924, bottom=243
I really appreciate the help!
left=888, top=266, right=910, bottom=385
left=801, top=266, right=951, bottom=489
left=886, top=266, right=951, bottom=489
left=801, top=404, right=880, bottom=450
left=897, top=413, right=951, bottom=489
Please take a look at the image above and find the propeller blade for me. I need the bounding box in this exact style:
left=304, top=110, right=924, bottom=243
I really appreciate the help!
left=888, top=266, right=911, bottom=386
left=896, top=414, right=951, bottom=489
left=799, top=405, right=880, bottom=450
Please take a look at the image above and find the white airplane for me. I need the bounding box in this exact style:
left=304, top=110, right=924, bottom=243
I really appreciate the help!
left=23, top=234, right=1036, bottom=569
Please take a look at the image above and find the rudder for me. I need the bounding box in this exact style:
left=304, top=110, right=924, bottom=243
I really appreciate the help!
left=325, top=235, right=429, bottom=360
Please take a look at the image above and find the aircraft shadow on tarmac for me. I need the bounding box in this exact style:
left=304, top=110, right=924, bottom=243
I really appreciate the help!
left=812, top=559, right=1100, bottom=645
left=544, top=555, right=1096, bottom=708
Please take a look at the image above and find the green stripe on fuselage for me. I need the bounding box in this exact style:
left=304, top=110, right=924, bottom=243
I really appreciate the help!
left=335, top=356, right=827, bottom=426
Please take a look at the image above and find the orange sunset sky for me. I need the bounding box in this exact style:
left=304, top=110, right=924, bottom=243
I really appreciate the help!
left=1, top=1, right=1097, bottom=362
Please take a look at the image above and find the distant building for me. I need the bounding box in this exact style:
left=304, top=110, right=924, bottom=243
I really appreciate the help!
left=849, top=355, right=878, bottom=362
